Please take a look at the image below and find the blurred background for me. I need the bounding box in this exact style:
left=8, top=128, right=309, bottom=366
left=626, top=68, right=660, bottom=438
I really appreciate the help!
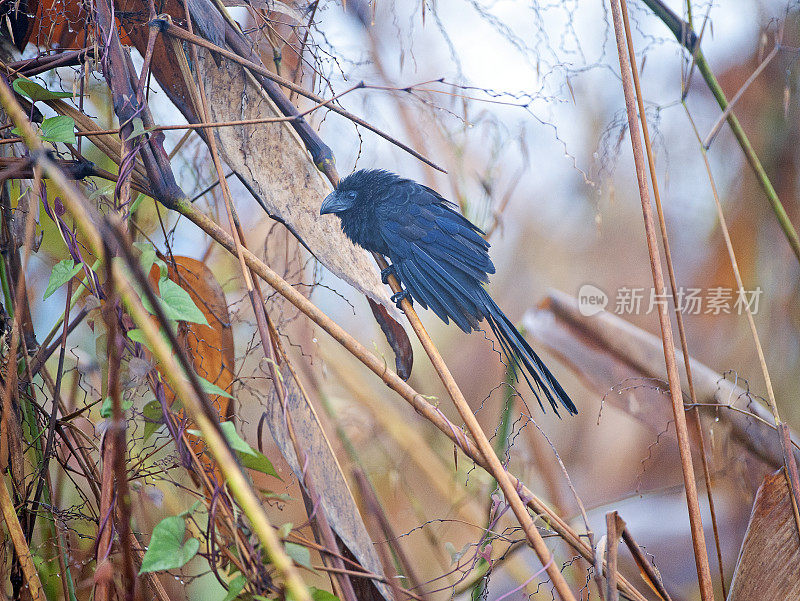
left=20, top=0, right=800, bottom=599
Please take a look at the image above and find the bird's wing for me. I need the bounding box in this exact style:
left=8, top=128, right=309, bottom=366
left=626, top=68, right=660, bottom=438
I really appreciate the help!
left=376, top=184, right=495, bottom=333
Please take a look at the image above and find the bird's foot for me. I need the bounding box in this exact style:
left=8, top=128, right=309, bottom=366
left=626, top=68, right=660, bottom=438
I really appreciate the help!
left=391, top=289, right=411, bottom=309
left=380, top=264, right=396, bottom=285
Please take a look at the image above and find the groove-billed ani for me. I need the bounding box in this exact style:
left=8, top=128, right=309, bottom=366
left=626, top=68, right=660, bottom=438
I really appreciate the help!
left=321, top=169, right=576, bottom=416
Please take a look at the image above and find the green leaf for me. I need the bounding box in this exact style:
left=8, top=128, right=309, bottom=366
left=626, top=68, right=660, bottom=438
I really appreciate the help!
left=41, top=116, right=76, bottom=144
left=13, top=79, right=73, bottom=101
left=159, top=278, right=208, bottom=325
left=222, top=575, right=247, bottom=601
left=134, top=241, right=156, bottom=275
left=44, top=259, right=83, bottom=300
left=278, top=522, right=293, bottom=539
left=100, top=396, right=133, bottom=418
left=188, top=421, right=278, bottom=479
left=284, top=542, right=312, bottom=570
left=154, top=257, right=168, bottom=279
left=127, top=327, right=172, bottom=352
left=197, top=374, right=234, bottom=399
left=139, top=515, right=200, bottom=574
left=129, top=193, right=147, bottom=214
left=220, top=421, right=256, bottom=456
left=190, top=422, right=253, bottom=455
left=142, top=400, right=163, bottom=442
left=127, top=328, right=150, bottom=348
left=240, top=449, right=279, bottom=478
left=310, top=588, right=340, bottom=601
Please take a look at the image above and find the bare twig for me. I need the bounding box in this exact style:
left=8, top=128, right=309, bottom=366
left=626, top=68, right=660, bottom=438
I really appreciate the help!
left=609, top=1, right=714, bottom=598
left=618, top=0, right=725, bottom=592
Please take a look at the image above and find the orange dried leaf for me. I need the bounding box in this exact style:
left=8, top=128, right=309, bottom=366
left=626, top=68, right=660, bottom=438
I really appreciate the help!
left=147, top=256, right=234, bottom=472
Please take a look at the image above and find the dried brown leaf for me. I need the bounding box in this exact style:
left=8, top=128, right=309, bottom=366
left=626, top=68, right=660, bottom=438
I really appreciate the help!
left=727, top=470, right=800, bottom=601
left=265, top=363, right=392, bottom=601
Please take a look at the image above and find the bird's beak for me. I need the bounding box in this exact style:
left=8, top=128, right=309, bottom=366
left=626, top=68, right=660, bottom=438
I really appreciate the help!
left=320, top=192, right=346, bottom=215
left=319, top=192, right=350, bottom=215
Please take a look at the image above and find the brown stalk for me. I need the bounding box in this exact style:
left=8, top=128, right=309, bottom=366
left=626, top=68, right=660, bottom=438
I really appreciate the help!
left=103, top=248, right=138, bottom=601
left=619, top=521, right=672, bottom=601
left=609, top=0, right=714, bottom=598
left=352, top=468, right=427, bottom=601
left=94, top=432, right=116, bottom=601
left=373, top=249, right=577, bottom=601
left=618, top=0, right=725, bottom=593
left=702, top=44, right=779, bottom=149
left=0, top=473, right=46, bottom=600
left=604, top=512, right=623, bottom=601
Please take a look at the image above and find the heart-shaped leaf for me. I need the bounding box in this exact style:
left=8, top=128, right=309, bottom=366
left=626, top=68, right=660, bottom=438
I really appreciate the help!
left=41, top=116, right=76, bottom=144
left=142, top=400, right=163, bottom=442
left=139, top=515, right=200, bottom=574
left=284, top=542, right=312, bottom=570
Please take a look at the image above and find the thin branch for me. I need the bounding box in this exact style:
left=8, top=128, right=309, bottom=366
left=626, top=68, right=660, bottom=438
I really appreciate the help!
left=618, top=0, right=725, bottom=593
left=609, top=1, right=715, bottom=598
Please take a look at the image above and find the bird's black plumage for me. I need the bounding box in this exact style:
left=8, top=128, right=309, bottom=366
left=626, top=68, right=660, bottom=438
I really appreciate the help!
left=321, top=169, right=577, bottom=416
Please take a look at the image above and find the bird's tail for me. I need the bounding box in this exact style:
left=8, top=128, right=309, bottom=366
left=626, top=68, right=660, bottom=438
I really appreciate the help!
left=481, top=291, right=577, bottom=416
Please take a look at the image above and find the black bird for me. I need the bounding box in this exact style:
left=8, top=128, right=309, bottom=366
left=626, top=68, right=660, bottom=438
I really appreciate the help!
left=320, top=169, right=577, bottom=416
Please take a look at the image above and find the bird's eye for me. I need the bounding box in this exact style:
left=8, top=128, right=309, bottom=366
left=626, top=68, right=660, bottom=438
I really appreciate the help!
left=346, top=191, right=358, bottom=200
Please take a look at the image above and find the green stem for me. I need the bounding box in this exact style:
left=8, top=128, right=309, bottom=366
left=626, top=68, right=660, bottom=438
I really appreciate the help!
left=644, top=0, right=800, bottom=264
left=693, top=51, right=800, bottom=263
left=470, top=355, right=518, bottom=601
left=0, top=254, right=13, bottom=319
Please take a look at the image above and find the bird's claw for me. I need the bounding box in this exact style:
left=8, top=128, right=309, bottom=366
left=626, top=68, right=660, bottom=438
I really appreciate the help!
left=391, top=289, right=411, bottom=309
left=380, top=264, right=396, bottom=285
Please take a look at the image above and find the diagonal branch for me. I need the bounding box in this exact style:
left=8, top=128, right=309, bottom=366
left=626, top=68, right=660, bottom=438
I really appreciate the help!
left=643, top=0, right=800, bottom=264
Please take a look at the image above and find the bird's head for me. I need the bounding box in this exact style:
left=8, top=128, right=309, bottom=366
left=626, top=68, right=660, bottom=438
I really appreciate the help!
left=319, top=187, right=359, bottom=215
left=320, top=169, right=401, bottom=215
